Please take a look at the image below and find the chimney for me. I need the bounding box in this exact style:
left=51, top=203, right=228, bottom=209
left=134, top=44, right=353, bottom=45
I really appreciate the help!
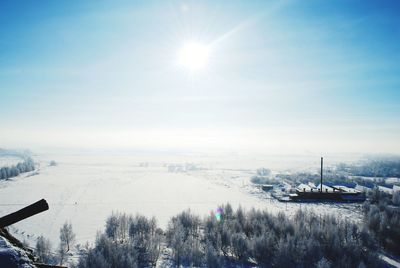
left=320, top=157, right=323, bottom=192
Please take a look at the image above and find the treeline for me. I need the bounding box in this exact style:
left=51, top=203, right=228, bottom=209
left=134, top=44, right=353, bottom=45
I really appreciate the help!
left=277, top=171, right=353, bottom=187
left=337, top=159, right=400, bottom=178
left=251, top=176, right=279, bottom=185
left=78, top=205, right=383, bottom=268
left=364, top=189, right=400, bottom=255
left=251, top=168, right=279, bottom=185
left=272, top=158, right=400, bottom=187
left=0, top=157, right=35, bottom=180
left=277, top=170, right=394, bottom=190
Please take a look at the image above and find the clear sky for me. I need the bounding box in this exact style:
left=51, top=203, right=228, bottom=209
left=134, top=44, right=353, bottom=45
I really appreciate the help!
left=0, top=0, right=399, bottom=154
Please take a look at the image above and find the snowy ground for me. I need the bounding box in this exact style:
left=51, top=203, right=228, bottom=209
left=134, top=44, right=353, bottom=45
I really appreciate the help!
left=0, top=235, right=34, bottom=268
left=0, top=151, right=363, bottom=261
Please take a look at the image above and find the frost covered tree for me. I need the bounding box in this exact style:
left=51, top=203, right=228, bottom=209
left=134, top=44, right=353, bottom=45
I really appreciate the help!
left=392, top=190, right=400, bottom=205
left=316, top=257, right=331, bottom=268
left=0, top=157, right=34, bottom=180
left=79, top=213, right=162, bottom=268
left=105, top=213, right=119, bottom=241
left=58, top=242, right=68, bottom=266
left=36, top=235, right=52, bottom=264
left=166, top=210, right=203, bottom=267
left=231, top=232, right=249, bottom=261
left=205, top=242, right=222, bottom=268
left=60, top=221, right=76, bottom=252
left=78, top=204, right=385, bottom=268
left=78, top=233, right=139, bottom=268
left=250, top=232, right=276, bottom=266
left=256, top=168, right=271, bottom=176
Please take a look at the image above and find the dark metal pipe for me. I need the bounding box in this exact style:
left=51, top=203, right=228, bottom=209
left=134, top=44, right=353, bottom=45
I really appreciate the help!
left=0, top=199, right=49, bottom=228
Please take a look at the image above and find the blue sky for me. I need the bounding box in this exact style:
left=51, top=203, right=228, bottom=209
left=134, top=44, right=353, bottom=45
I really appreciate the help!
left=0, top=0, right=399, bottom=153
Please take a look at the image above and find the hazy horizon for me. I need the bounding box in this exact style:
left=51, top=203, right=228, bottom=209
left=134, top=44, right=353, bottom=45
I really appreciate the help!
left=1, top=1, right=399, bottom=154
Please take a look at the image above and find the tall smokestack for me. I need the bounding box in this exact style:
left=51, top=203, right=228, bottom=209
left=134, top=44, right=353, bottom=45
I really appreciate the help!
left=320, top=157, right=323, bottom=192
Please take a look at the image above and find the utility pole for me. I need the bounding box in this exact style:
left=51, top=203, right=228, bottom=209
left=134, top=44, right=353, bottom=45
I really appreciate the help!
left=320, top=157, right=323, bottom=192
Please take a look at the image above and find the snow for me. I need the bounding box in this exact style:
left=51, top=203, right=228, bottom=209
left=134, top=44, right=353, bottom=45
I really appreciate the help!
left=0, top=151, right=363, bottom=250
left=0, top=235, right=34, bottom=268
left=0, top=152, right=265, bottom=248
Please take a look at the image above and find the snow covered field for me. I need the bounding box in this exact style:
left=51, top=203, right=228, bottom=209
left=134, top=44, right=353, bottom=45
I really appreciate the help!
left=0, top=151, right=363, bottom=250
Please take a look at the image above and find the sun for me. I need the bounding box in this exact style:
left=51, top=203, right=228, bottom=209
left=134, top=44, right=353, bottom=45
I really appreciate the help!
left=179, top=42, right=209, bottom=71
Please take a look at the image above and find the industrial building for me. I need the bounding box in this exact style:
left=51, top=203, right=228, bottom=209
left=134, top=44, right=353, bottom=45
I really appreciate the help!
left=286, top=158, right=366, bottom=202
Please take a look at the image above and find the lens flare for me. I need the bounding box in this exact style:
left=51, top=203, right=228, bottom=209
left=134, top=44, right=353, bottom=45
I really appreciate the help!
left=215, top=207, right=223, bottom=221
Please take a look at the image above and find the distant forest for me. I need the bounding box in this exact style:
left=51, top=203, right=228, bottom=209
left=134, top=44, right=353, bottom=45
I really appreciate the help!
left=337, top=159, right=400, bottom=178
left=0, top=158, right=35, bottom=180
left=264, top=159, right=400, bottom=189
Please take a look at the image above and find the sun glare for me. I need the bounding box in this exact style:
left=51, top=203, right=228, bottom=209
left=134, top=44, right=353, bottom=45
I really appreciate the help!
left=179, top=42, right=209, bottom=71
